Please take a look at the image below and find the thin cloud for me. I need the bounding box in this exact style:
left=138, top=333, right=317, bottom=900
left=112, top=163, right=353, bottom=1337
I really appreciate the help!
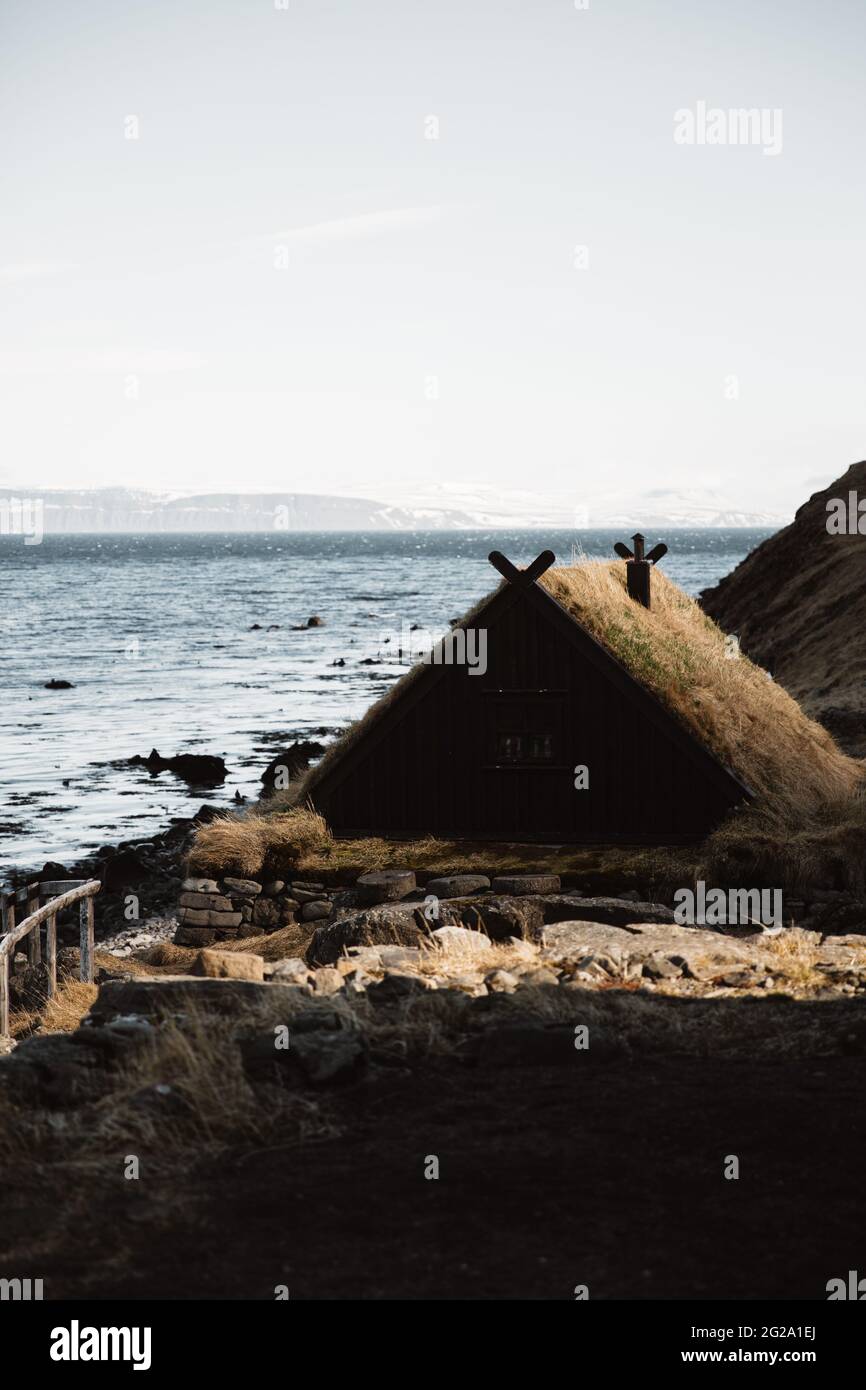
left=255, top=204, right=444, bottom=248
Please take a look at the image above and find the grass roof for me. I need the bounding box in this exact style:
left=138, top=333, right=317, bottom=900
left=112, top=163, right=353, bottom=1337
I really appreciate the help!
left=188, top=559, right=865, bottom=890
left=297, top=557, right=860, bottom=816
left=538, top=560, right=861, bottom=817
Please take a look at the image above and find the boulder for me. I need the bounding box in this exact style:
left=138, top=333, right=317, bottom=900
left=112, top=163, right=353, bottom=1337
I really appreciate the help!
left=540, top=922, right=638, bottom=964
left=485, top=969, right=520, bottom=994
left=307, top=905, right=427, bottom=966
left=182, top=878, right=220, bottom=894
left=356, top=870, right=417, bottom=905
left=189, top=949, right=265, bottom=982
left=465, top=896, right=544, bottom=942
left=222, top=877, right=262, bottom=897
left=366, top=972, right=434, bottom=1005
left=516, top=966, right=561, bottom=987
left=536, top=895, right=676, bottom=927
left=429, top=924, right=494, bottom=958
left=270, top=958, right=313, bottom=985
left=88, top=976, right=293, bottom=1020
left=301, top=900, right=332, bottom=923
left=378, top=946, right=423, bottom=969
left=425, top=874, right=491, bottom=899
left=491, top=874, right=561, bottom=896
left=312, top=966, right=344, bottom=996
left=540, top=919, right=755, bottom=983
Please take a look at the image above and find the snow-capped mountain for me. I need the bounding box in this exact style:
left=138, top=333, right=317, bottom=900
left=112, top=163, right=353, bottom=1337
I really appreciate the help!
left=0, top=484, right=788, bottom=532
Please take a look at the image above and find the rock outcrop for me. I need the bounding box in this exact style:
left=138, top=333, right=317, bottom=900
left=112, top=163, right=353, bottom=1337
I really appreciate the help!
left=700, top=461, right=866, bottom=754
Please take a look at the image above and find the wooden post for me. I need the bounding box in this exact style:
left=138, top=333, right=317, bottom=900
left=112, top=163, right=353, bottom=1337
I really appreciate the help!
left=0, top=954, right=8, bottom=1040
left=79, top=896, right=95, bottom=984
left=27, top=887, right=41, bottom=967
left=46, top=914, right=57, bottom=998
left=1, top=893, right=13, bottom=1039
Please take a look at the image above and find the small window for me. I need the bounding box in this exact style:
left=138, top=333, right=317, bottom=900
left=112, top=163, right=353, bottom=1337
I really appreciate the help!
left=496, top=731, right=554, bottom=764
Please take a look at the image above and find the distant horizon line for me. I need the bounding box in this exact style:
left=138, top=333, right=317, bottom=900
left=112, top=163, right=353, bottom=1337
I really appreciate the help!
left=0, top=523, right=779, bottom=535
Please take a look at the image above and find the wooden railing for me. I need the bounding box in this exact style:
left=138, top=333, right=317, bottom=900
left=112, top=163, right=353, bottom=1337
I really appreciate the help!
left=0, top=879, right=101, bottom=1039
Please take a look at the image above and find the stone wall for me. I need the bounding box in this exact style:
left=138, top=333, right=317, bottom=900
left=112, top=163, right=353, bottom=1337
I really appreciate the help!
left=175, top=876, right=335, bottom=946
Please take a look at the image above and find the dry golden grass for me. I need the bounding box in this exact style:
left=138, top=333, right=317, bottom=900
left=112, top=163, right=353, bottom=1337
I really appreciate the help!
left=541, top=560, right=862, bottom=815
left=7, top=950, right=154, bottom=1039
left=187, top=806, right=331, bottom=878
left=701, top=792, right=866, bottom=895
left=10, top=979, right=98, bottom=1040
left=0, top=1003, right=339, bottom=1173
left=187, top=802, right=690, bottom=885
left=761, top=928, right=824, bottom=990
left=143, top=923, right=314, bottom=970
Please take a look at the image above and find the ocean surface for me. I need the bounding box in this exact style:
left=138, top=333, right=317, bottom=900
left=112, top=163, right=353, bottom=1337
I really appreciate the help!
left=0, top=529, right=769, bottom=872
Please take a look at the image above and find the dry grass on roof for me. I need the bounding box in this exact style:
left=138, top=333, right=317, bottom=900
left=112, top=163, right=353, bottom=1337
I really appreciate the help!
left=295, top=558, right=861, bottom=819
left=539, top=559, right=862, bottom=818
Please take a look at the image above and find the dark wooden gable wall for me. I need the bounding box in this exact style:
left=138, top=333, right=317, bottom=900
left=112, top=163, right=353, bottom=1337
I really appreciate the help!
left=309, top=581, right=751, bottom=844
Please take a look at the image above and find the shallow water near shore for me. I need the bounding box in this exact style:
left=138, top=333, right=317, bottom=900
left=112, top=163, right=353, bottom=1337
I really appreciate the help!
left=0, top=528, right=769, bottom=873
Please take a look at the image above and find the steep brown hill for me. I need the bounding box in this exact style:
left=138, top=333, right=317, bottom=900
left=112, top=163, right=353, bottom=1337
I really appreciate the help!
left=701, top=461, right=866, bottom=755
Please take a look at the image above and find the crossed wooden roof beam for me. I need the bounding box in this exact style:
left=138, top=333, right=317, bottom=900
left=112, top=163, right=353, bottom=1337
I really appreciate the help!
left=488, top=549, right=556, bottom=587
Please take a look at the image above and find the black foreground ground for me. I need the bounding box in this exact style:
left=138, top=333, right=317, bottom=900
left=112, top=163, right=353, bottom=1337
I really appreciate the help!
left=2, top=1054, right=863, bottom=1301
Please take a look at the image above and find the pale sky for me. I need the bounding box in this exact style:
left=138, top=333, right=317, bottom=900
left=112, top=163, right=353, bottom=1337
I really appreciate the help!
left=1, top=0, right=865, bottom=514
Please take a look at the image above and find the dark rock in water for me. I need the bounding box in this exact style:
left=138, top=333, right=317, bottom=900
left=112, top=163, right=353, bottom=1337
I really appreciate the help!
left=249, top=623, right=263, bottom=630
left=130, top=748, right=228, bottom=784
left=99, top=847, right=149, bottom=891
left=292, top=614, right=325, bottom=630
left=260, top=741, right=325, bottom=794
left=41, top=860, right=70, bottom=881
left=44, top=679, right=74, bottom=690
